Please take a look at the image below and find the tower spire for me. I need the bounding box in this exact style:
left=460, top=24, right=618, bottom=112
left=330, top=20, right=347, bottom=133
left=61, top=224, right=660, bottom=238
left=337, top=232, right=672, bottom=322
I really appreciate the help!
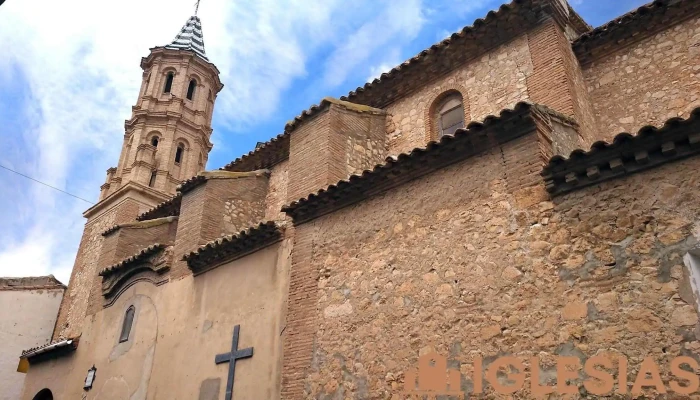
left=164, top=13, right=208, bottom=61
left=194, top=0, right=200, bottom=16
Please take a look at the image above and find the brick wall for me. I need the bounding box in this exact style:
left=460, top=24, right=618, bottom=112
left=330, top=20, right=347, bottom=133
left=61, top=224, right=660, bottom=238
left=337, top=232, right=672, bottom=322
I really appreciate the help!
left=382, top=18, right=604, bottom=157
left=333, top=106, right=386, bottom=177
left=583, top=15, right=700, bottom=143
left=285, top=142, right=700, bottom=397
left=287, top=102, right=387, bottom=204
left=287, top=110, right=331, bottom=204
left=384, top=35, right=533, bottom=156
left=527, top=19, right=596, bottom=147
left=171, top=174, right=269, bottom=280
left=97, top=220, right=177, bottom=271
left=265, top=160, right=289, bottom=222
left=280, top=223, right=318, bottom=400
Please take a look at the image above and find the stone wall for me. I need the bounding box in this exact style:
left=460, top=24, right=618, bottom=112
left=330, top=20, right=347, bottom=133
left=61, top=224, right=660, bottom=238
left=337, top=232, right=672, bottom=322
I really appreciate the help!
left=384, top=35, right=533, bottom=156
left=286, top=146, right=700, bottom=397
left=53, top=198, right=144, bottom=340
left=583, top=15, right=700, bottom=143
left=98, top=219, right=178, bottom=271
left=171, top=172, right=269, bottom=280
left=265, top=160, right=289, bottom=222
left=21, top=241, right=292, bottom=400
left=335, top=106, right=386, bottom=176
left=286, top=102, right=386, bottom=204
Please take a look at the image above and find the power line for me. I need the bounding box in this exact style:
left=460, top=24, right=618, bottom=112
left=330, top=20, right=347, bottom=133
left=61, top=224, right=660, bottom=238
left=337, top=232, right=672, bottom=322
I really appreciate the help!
left=0, top=164, right=95, bottom=204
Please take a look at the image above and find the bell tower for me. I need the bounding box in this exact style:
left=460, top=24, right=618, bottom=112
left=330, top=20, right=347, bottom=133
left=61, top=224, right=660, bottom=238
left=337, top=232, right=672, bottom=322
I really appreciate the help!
left=100, top=15, right=224, bottom=200
left=52, top=15, right=223, bottom=340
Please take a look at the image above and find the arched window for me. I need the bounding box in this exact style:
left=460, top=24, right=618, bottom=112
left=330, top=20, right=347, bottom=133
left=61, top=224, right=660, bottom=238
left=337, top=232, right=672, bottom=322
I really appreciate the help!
left=150, top=136, right=159, bottom=147
left=436, top=94, right=465, bottom=138
left=119, top=306, right=135, bottom=343
left=186, top=79, right=197, bottom=101
left=175, top=144, right=185, bottom=164
left=163, top=72, right=174, bottom=93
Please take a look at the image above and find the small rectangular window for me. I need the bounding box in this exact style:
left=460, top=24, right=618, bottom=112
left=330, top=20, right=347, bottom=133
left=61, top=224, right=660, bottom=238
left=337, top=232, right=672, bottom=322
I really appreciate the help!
left=148, top=171, right=157, bottom=187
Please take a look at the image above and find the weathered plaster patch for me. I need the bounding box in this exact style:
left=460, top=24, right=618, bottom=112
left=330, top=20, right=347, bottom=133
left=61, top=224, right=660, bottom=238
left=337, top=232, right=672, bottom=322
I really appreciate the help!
left=198, top=378, right=221, bottom=400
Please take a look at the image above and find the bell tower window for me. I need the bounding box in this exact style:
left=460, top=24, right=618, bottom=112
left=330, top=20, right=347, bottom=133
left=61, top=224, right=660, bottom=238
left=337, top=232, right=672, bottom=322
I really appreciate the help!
left=119, top=306, right=135, bottom=343
left=148, top=171, right=157, bottom=187
left=186, top=79, right=196, bottom=101
left=151, top=137, right=159, bottom=147
left=175, top=144, right=184, bottom=164
left=163, top=72, right=174, bottom=94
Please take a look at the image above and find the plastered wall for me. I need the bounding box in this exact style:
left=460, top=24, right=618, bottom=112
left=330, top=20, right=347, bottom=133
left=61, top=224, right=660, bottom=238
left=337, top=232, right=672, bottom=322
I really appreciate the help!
left=21, top=240, right=291, bottom=400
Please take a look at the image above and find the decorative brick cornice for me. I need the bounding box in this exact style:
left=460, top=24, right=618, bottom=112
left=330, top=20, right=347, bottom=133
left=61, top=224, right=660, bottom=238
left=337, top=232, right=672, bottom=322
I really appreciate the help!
left=184, top=221, right=283, bottom=275
left=283, top=102, right=552, bottom=224
left=542, top=107, right=700, bottom=196
left=98, top=244, right=172, bottom=302
left=99, top=244, right=167, bottom=277
left=573, top=0, right=700, bottom=65
left=140, top=47, right=223, bottom=92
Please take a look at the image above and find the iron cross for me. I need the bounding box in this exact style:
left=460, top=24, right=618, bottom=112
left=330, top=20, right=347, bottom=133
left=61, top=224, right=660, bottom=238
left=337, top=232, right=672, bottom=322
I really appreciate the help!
left=215, top=325, right=254, bottom=400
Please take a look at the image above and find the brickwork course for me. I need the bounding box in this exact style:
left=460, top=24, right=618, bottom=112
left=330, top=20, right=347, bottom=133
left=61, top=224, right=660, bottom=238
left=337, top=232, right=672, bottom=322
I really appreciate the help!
left=23, top=1, right=700, bottom=399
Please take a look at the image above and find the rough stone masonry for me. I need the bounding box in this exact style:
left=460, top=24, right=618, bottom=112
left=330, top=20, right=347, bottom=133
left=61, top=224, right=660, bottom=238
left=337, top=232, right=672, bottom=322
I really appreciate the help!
left=18, top=1, right=700, bottom=399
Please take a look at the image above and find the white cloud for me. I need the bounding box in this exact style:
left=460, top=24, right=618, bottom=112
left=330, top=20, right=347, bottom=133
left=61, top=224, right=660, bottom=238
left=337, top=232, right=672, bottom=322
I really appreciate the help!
left=0, top=0, right=431, bottom=284
left=366, top=48, right=403, bottom=83
left=322, top=0, right=426, bottom=88
left=0, top=0, right=342, bottom=283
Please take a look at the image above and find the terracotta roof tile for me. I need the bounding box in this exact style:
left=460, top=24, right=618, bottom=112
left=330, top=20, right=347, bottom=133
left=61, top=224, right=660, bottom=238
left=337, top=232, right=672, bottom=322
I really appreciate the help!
left=21, top=338, right=79, bottom=364
left=573, top=0, right=700, bottom=65
left=340, top=0, right=588, bottom=108
left=184, top=221, right=283, bottom=275
left=218, top=0, right=589, bottom=172
left=219, top=97, right=382, bottom=172
left=99, top=244, right=165, bottom=277
left=542, top=107, right=700, bottom=195
left=177, top=170, right=270, bottom=194
left=283, top=102, right=546, bottom=224
left=136, top=193, right=182, bottom=221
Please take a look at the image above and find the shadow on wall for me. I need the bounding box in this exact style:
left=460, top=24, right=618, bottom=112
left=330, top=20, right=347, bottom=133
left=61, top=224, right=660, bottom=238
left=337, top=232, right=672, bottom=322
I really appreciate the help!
left=32, top=389, right=53, bottom=400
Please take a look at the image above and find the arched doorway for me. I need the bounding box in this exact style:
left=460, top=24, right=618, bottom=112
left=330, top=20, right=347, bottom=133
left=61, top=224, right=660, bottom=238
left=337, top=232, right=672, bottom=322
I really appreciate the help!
left=32, top=389, right=53, bottom=400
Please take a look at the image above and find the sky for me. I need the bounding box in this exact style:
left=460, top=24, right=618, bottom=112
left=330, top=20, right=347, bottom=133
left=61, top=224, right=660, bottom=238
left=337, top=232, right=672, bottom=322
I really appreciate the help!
left=0, top=0, right=650, bottom=284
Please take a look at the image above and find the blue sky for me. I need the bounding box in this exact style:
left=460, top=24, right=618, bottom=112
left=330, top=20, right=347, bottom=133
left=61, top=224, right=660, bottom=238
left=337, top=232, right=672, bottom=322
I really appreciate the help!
left=0, top=0, right=649, bottom=283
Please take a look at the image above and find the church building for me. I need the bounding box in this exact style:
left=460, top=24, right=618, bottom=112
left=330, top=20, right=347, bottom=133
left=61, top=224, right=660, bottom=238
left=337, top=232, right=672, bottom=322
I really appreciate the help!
left=18, top=0, right=700, bottom=398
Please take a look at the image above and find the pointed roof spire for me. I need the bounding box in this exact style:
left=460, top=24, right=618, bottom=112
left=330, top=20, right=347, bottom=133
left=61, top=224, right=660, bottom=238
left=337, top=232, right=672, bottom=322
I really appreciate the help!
left=164, top=15, right=208, bottom=61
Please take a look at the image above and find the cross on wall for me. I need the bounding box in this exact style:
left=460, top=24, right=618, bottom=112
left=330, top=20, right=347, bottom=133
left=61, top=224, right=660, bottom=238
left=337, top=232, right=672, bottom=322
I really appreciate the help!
left=215, top=325, right=254, bottom=400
